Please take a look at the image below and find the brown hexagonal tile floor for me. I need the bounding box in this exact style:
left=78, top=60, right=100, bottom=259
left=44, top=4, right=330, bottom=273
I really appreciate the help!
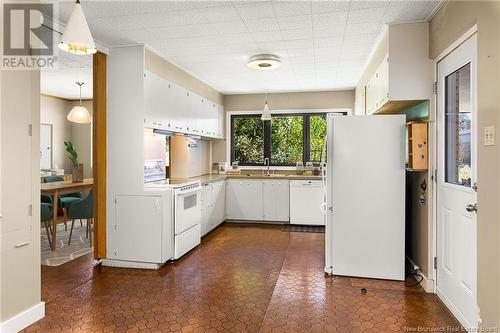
left=25, top=223, right=461, bottom=332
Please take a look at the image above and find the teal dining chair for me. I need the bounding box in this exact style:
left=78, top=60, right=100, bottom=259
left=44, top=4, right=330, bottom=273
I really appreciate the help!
left=42, top=176, right=82, bottom=229
left=67, top=190, right=93, bottom=246
left=40, top=201, right=53, bottom=247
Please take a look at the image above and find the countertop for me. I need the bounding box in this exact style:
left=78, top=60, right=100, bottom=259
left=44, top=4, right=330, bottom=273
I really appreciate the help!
left=190, top=173, right=322, bottom=184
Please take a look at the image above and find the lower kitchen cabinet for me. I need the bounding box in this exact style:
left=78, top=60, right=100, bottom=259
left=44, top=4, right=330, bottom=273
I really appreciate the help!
left=226, top=179, right=290, bottom=222
left=263, top=180, right=290, bottom=222
left=201, top=180, right=225, bottom=236
left=111, top=194, right=173, bottom=263
left=289, top=180, right=325, bottom=225
left=226, top=179, right=263, bottom=220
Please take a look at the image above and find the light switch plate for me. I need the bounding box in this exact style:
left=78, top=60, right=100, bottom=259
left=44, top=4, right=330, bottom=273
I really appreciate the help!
left=484, top=126, right=495, bottom=146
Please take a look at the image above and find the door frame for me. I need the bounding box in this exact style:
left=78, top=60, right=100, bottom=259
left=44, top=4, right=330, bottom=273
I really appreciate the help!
left=93, top=51, right=107, bottom=259
left=431, top=25, right=478, bottom=326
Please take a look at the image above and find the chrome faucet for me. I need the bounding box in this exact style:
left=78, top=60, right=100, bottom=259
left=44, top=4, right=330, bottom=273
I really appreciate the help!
left=264, top=158, right=270, bottom=176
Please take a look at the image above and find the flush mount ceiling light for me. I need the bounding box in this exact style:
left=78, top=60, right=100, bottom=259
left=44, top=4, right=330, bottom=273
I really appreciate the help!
left=247, top=54, right=281, bottom=71
left=67, top=82, right=91, bottom=123
left=59, top=0, right=97, bottom=55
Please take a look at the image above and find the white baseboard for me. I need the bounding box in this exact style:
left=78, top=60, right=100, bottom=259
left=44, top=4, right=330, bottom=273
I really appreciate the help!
left=0, top=302, right=45, bottom=333
left=101, top=259, right=163, bottom=270
left=415, top=273, right=435, bottom=293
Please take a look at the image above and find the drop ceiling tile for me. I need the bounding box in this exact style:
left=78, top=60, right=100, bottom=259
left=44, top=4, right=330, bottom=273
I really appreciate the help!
left=313, top=11, right=349, bottom=28
left=244, top=17, right=281, bottom=32
left=282, top=28, right=313, bottom=41
left=223, top=33, right=255, bottom=44
left=199, top=5, right=241, bottom=23
left=312, top=24, right=345, bottom=38
left=350, top=1, right=390, bottom=11
left=251, top=30, right=283, bottom=43
left=287, top=48, right=315, bottom=57
left=347, top=7, right=386, bottom=24
left=211, top=21, right=249, bottom=34
left=277, top=15, right=312, bottom=30
left=256, top=40, right=288, bottom=51
left=272, top=1, right=312, bottom=17
left=285, top=39, right=314, bottom=50
left=314, top=36, right=343, bottom=48
left=311, top=1, right=350, bottom=14
left=345, top=22, right=382, bottom=35
left=234, top=1, right=276, bottom=20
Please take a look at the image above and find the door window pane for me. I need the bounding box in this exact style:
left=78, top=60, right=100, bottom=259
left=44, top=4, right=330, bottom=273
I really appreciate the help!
left=445, top=63, right=471, bottom=187
left=232, top=116, right=264, bottom=164
left=271, top=115, right=303, bottom=165
left=309, top=115, right=327, bottom=163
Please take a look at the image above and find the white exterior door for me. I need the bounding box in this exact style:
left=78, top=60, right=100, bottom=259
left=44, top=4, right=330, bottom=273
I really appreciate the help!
left=40, top=123, right=52, bottom=170
left=436, top=35, right=478, bottom=329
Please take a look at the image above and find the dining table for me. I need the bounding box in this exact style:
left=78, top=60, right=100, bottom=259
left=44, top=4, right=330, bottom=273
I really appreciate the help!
left=40, top=178, right=94, bottom=251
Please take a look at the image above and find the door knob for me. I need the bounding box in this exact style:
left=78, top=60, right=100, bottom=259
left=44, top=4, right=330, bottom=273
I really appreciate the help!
left=465, top=203, right=477, bottom=213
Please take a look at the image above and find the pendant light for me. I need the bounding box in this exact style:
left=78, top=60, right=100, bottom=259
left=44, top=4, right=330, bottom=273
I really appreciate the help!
left=59, top=0, right=97, bottom=55
left=261, top=92, right=272, bottom=121
left=67, top=82, right=91, bottom=123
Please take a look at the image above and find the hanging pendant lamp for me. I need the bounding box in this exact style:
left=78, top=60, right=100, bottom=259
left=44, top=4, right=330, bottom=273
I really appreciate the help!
left=59, top=0, right=97, bottom=55
left=261, top=92, right=272, bottom=121
left=67, top=82, right=91, bottom=123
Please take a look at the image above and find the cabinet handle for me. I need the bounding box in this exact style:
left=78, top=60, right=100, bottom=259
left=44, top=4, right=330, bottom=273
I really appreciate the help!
left=15, top=242, right=30, bottom=248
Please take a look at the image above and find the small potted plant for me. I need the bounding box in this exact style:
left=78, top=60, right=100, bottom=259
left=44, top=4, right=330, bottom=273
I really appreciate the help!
left=64, top=141, right=83, bottom=183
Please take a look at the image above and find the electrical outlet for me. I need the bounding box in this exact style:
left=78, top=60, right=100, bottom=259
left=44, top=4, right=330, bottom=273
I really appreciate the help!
left=484, top=126, right=495, bottom=146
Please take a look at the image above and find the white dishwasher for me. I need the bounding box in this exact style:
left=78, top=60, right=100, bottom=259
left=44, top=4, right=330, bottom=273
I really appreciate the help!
left=289, top=180, right=325, bottom=225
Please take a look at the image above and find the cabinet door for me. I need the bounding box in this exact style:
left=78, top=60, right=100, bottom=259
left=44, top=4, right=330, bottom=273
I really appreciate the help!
left=274, top=180, right=290, bottom=221
left=262, top=181, right=275, bottom=221
left=200, top=185, right=212, bottom=236
left=263, top=180, right=289, bottom=222
left=226, top=180, right=263, bottom=220
left=113, top=195, right=163, bottom=262
left=209, top=181, right=224, bottom=229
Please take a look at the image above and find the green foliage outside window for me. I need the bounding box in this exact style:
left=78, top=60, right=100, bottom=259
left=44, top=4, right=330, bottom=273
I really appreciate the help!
left=232, top=117, right=263, bottom=164
left=231, top=113, right=329, bottom=166
left=271, top=116, right=303, bottom=165
left=310, top=115, right=327, bottom=163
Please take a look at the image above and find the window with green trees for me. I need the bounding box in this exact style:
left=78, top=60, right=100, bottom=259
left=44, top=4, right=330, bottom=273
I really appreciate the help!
left=230, top=113, right=335, bottom=166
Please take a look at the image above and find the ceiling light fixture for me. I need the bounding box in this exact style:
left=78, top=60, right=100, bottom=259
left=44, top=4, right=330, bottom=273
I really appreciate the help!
left=247, top=54, right=281, bottom=71
left=67, top=82, right=91, bottom=123
left=59, top=0, right=97, bottom=55
left=261, top=91, right=272, bottom=121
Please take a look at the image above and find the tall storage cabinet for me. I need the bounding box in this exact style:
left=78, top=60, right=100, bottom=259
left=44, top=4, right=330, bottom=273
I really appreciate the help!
left=362, top=23, right=433, bottom=115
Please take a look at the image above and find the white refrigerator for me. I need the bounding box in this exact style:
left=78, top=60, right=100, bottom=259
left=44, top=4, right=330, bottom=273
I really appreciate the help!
left=324, top=114, right=406, bottom=281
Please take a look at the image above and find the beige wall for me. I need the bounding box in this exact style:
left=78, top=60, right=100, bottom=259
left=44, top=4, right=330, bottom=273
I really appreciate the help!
left=430, top=1, right=500, bottom=327
left=224, top=90, right=354, bottom=112
left=144, top=49, right=223, bottom=105
left=40, top=95, right=73, bottom=172
left=40, top=96, right=93, bottom=178
left=69, top=100, right=93, bottom=179
left=170, top=135, right=211, bottom=179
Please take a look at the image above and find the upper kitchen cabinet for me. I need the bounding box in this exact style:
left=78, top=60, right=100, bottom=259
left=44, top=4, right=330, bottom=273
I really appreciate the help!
left=144, top=70, right=224, bottom=139
left=358, top=23, right=433, bottom=115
